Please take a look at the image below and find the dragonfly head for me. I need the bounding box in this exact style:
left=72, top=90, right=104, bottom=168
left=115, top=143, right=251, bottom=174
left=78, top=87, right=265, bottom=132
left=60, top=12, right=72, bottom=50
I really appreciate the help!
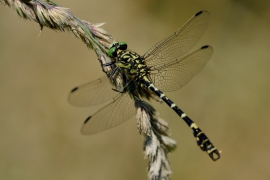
left=108, top=42, right=128, bottom=57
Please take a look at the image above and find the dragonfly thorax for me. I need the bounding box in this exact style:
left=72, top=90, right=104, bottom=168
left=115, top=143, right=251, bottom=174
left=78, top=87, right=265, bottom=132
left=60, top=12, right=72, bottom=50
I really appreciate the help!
left=118, top=50, right=149, bottom=80
left=108, top=42, right=149, bottom=80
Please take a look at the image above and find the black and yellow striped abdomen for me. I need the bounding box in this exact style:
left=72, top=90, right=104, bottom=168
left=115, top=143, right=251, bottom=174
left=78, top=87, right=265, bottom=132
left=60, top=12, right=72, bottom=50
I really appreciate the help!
left=143, top=77, right=220, bottom=161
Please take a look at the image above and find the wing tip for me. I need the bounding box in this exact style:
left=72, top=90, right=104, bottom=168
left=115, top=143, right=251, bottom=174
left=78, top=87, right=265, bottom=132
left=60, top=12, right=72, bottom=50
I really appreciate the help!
left=195, top=10, right=203, bottom=17
left=81, top=116, right=92, bottom=135
left=84, top=116, right=92, bottom=124
left=201, top=45, right=209, bottom=49
left=70, top=87, right=79, bottom=93
left=195, top=10, right=210, bottom=17
left=201, top=45, right=213, bottom=52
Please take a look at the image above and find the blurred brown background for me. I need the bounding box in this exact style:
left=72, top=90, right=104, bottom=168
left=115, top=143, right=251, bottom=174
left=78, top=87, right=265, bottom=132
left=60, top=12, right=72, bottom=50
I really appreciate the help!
left=1, top=0, right=270, bottom=179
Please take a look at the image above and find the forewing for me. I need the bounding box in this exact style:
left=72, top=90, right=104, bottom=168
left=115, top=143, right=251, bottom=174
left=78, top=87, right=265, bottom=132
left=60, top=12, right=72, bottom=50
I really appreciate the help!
left=81, top=93, right=136, bottom=135
left=150, top=46, right=213, bottom=92
left=68, top=75, right=118, bottom=107
left=144, top=11, right=210, bottom=68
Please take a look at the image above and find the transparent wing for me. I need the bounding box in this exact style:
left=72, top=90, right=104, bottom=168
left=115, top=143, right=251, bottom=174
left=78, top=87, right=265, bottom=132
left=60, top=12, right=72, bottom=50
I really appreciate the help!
left=150, top=46, right=213, bottom=92
left=81, top=93, right=136, bottom=135
left=68, top=75, right=118, bottom=107
left=144, top=11, right=210, bottom=68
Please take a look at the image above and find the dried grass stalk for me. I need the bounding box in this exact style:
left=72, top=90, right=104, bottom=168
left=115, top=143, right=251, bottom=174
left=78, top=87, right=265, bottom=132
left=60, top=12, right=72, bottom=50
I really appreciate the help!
left=1, top=0, right=113, bottom=52
left=136, top=100, right=176, bottom=180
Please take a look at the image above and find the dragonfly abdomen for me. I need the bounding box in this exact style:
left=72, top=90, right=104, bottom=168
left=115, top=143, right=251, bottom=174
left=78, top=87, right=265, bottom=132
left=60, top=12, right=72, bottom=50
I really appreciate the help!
left=143, top=78, right=220, bottom=161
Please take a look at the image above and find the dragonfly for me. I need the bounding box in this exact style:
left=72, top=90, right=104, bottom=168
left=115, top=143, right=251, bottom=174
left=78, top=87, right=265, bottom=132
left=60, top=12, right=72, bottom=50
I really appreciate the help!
left=68, top=10, right=220, bottom=161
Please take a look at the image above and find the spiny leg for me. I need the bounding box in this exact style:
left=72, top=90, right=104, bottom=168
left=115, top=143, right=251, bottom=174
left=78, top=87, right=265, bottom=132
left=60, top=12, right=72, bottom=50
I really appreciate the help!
left=146, top=81, right=220, bottom=161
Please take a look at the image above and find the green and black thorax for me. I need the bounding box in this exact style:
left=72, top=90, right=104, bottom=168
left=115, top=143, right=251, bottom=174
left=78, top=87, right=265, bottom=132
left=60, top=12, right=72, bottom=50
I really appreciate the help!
left=108, top=42, right=153, bottom=99
left=108, top=42, right=150, bottom=80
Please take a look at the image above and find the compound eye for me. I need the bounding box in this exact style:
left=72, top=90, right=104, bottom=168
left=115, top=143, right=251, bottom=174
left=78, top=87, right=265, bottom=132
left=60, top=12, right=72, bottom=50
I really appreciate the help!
left=108, top=47, right=118, bottom=57
left=109, top=42, right=118, bottom=49
left=119, top=42, right=127, bottom=50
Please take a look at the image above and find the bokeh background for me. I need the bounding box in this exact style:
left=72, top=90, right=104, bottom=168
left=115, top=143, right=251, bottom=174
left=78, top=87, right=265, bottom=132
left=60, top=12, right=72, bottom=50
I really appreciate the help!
left=1, top=0, right=270, bottom=179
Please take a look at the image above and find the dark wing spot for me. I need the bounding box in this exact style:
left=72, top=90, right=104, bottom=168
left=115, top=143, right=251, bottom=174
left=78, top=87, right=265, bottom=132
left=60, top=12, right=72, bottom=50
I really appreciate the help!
left=201, top=45, right=209, bottom=49
left=84, top=116, right=91, bottom=124
left=71, top=87, right=78, bottom=93
left=195, top=11, right=203, bottom=17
